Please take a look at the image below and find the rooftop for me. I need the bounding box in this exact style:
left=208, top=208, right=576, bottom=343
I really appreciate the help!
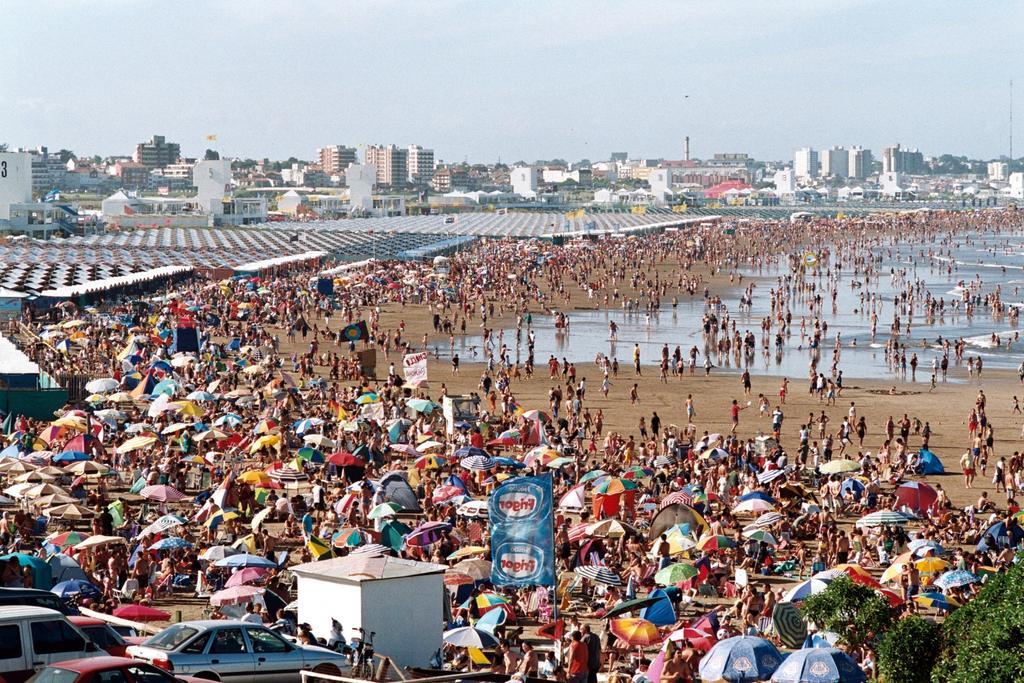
left=290, top=555, right=447, bottom=583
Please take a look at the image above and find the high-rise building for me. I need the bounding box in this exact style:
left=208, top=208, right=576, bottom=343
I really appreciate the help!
left=820, top=146, right=849, bottom=178
left=317, top=146, right=358, bottom=175
left=847, top=146, right=873, bottom=180
left=133, top=135, right=181, bottom=168
left=794, top=148, right=818, bottom=180
left=988, top=161, right=1009, bottom=181
left=882, top=144, right=925, bottom=174
left=363, top=144, right=408, bottom=189
left=407, top=145, right=435, bottom=184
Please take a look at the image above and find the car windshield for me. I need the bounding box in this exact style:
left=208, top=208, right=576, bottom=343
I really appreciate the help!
left=144, top=624, right=199, bottom=651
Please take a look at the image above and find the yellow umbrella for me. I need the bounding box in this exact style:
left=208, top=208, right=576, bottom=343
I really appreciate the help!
left=915, top=557, right=949, bottom=574
left=161, top=422, right=191, bottom=435
left=238, top=470, right=273, bottom=486
left=880, top=551, right=915, bottom=583
left=205, top=510, right=239, bottom=528
left=170, top=401, right=205, bottom=418
left=117, top=435, right=158, bottom=454
left=52, top=415, right=88, bottom=432
left=447, top=546, right=488, bottom=560
left=249, top=434, right=281, bottom=454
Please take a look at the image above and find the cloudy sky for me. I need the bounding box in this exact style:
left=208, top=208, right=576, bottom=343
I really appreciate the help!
left=2, top=0, right=1021, bottom=163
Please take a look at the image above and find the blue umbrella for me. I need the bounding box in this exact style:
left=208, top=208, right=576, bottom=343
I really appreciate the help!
left=293, top=418, right=324, bottom=434
left=699, top=636, right=783, bottom=682
left=51, top=579, right=101, bottom=599
left=149, top=537, right=194, bottom=551
left=738, top=492, right=778, bottom=505
left=214, top=553, right=278, bottom=569
left=770, top=647, right=866, bottom=683
left=150, top=378, right=180, bottom=397
left=0, top=443, right=22, bottom=459
left=934, top=570, right=979, bottom=590
left=454, top=446, right=487, bottom=459
left=213, top=414, right=243, bottom=427
left=53, top=451, right=90, bottom=463
left=908, top=539, right=945, bottom=557
left=493, top=457, right=527, bottom=469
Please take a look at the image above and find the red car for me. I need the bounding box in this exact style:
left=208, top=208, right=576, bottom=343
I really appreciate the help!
left=27, top=656, right=203, bottom=682
left=68, top=617, right=130, bottom=658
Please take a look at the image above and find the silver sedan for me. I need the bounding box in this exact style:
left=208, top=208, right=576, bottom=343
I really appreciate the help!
left=127, top=621, right=350, bottom=683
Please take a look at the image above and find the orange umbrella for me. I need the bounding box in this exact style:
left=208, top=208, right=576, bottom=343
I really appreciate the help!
left=609, top=618, right=662, bottom=647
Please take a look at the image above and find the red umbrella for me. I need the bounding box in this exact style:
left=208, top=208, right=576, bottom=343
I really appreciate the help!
left=112, top=604, right=171, bottom=622
left=328, top=452, right=364, bottom=467
left=895, top=482, right=937, bottom=513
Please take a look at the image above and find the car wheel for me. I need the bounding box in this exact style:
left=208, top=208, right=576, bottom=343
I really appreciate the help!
left=194, top=672, right=221, bottom=681
left=313, top=662, right=342, bottom=676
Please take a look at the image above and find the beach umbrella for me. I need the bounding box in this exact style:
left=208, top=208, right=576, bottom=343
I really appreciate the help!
left=149, top=537, right=193, bottom=551
left=453, top=446, right=488, bottom=460
left=446, top=546, right=488, bottom=561
left=668, top=626, right=716, bottom=650
left=443, top=626, right=499, bottom=649
left=585, top=518, right=638, bottom=539
left=45, top=530, right=89, bottom=548
left=879, top=552, right=916, bottom=584
left=205, top=509, right=239, bottom=529
left=452, top=558, right=492, bottom=580
left=389, top=443, right=422, bottom=458
left=43, top=503, right=95, bottom=520
left=85, top=378, right=119, bottom=394
left=934, top=570, right=979, bottom=590
left=771, top=602, right=808, bottom=649
left=816, top=564, right=879, bottom=588
left=116, top=435, right=157, bottom=454
left=14, top=470, right=57, bottom=483
left=415, top=454, right=447, bottom=469
left=200, top=545, right=239, bottom=562
left=604, top=596, right=666, bottom=619
left=73, top=535, right=126, bottom=551
left=113, top=604, right=171, bottom=622
left=406, top=521, right=452, bottom=547
left=186, top=391, right=217, bottom=402
left=292, top=417, right=324, bottom=434
left=770, top=647, right=866, bottom=683
left=593, top=477, right=638, bottom=495
left=699, top=636, right=783, bottom=682
left=213, top=414, right=243, bottom=427
left=733, top=499, right=777, bottom=514
left=354, top=392, right=379, bottom=405
left=406, top=398, right=438, bottom=413
left=51, top=579, right=101, bottom=599
left=444, top=571, right=476, bottom=587
left=161, top=422, right=190, bottom=435
left=211, top=585, right=265, bottom=606
left=350, top=543, right=391, bottom=557
left=654, top=562, right=699, bottom=585
left=783, top=578, right=833, bottom=603
left=368, top=502, right=403, bottom=519
left=908, top=539, right=945, bottom=556
left=742, top=529, right=778, bottom=546
left=225, top=567, right=270, bottom=588
left=894, top=481, right=937, bottom=513
left=140, top=485, right=188, bottom=502
left=914, top=557, right=949, bottom=574
left=819, top=460, right=860, bottom=474
left=195, top=429, right=229, bottom=442
left=574, top=565, right=623, bottom=586
left=238, top=470, right=274, bottom=486
left=297, top=447, right=325, bottom=464
left=609, top=618, right=661, bottom=647
left=856, top=510, right=913, bottom=528
left=214, top=553, right=278, bottom=569
left=696, top=534, right=737, bottom=552
left=34, top=493, right=78, bottom=507
left=700, top=447, right=730, bottom=460
left=23, top=483, right=70, bottom=499
left=139, top=514, right=187, bottom=538
left=304, top=434, right=336, bottom=450
left=460, top=455, right=496, bottom=471
left=913, top=592, right=961, bottom=611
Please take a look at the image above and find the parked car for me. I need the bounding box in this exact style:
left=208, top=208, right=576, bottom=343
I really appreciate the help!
left=68, top=617, right=130, bottom=657
left=0, top=605, right=98, bottom=682
left=127, top=621, right=349, bottom=682
left=27, top=655, right=204, bottom=682
left=0, top=589, right=69, bottom=615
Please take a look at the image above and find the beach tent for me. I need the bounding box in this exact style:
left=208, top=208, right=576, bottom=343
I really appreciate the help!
left=48, top=554, right=88, bottom=584
left=1, top=553, right=53, bottom=590
left=918, top=449, right=945, bottom=475
left=379, top=471, right=422, bottom=512
left=976, top=520, right=1024, bottom=552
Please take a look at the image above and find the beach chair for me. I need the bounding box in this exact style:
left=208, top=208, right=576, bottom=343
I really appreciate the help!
left=115, top=578, right=139, bottom=602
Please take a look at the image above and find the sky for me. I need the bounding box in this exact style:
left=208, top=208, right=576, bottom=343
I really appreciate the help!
left=2, top=0, right=1022, bottom=164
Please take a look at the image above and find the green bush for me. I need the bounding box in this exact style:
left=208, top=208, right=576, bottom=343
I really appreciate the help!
left=878, top=616, right=939, bottom=683
left=932, top=563, right=1024, bottom=682
left=799, top=576, right=894, bottom=651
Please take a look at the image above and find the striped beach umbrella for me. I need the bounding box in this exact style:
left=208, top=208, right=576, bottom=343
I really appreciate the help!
left=574, top=565, right=623, bottom=587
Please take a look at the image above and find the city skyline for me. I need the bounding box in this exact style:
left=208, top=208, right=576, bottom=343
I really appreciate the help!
left=3, top=1, right=1022, bottom=162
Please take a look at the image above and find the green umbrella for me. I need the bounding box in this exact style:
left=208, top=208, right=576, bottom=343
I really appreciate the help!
left=379, top=519, right=412, bottom=552
left=654, top=562, right=699, bottom=585
left=603, top=595, right=665, bottom=619
left=368, top=502, right=403, bottom=520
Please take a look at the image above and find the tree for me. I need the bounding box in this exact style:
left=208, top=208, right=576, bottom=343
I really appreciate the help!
left=799, top=577, right=894, bottom=650
left=878, top=616, right=939, bottom=683
left=932, top=562, right=1024, bottom=682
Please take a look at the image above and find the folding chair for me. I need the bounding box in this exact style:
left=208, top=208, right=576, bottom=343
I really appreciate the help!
left=116, top=578, right=139, bottom=602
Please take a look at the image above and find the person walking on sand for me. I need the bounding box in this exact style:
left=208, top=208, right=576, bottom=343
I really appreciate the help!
left=960, top=449, right=976, bottom=489
left=730, top=399, right=747, bottom=435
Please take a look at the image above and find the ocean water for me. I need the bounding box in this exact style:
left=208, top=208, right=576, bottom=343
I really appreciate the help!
left=446, top=230, right=1024, bottom=380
